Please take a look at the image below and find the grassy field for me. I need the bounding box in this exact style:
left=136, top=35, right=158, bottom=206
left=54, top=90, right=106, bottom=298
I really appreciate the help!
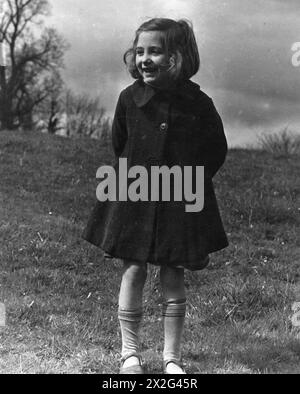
left=0, top=128, right=299, bottom=374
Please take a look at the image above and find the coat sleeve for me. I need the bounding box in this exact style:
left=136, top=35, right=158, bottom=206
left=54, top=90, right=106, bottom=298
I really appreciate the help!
left=203, top=99, right=228, bottom=178
left=112, top=90, right=128, bottom=158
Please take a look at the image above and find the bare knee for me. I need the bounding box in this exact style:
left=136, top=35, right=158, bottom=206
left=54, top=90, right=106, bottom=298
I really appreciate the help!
left=160, top=266, right=184, bottom=287
left=160, top=266, right=185, bottom=301
left=122, top=261, right=147, bottom=287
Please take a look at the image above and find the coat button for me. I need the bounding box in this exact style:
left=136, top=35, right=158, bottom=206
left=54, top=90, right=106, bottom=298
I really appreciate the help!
left=159, top=122, right=168, bottom=132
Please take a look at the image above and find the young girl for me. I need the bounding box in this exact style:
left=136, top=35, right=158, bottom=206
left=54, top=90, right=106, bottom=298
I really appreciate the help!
left=82, top=18, right=228, bottom=374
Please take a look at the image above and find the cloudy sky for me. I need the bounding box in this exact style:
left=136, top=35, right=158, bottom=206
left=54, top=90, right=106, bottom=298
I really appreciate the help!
left=48, top=0, right=300, bottom=147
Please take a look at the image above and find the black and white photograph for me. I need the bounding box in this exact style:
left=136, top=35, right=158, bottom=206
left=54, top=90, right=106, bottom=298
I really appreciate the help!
left=0, top=0, right=300, bottom=376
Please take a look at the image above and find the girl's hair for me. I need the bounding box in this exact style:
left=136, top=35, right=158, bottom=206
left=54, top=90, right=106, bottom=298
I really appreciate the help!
left=124, top=18, right=200, bottom=81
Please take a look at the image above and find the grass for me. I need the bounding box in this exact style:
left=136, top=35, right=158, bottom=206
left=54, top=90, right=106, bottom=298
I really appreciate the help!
left=0, top=128, right=300, bottom=374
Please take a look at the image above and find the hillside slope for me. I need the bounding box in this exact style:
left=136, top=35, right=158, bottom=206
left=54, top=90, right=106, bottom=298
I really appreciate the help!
left=0, top=129, right=299, bottom=374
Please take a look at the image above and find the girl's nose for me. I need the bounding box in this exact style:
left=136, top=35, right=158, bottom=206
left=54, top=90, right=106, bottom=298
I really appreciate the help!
left=142, top=56, right=152, bottom=65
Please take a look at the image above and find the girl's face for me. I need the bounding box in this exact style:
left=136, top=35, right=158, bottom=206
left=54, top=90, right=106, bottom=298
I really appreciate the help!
left=135, top=31, right=172, bottom=87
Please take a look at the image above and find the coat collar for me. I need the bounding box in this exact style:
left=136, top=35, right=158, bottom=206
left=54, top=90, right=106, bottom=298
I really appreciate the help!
left=130, top=79, right=201, bottom=108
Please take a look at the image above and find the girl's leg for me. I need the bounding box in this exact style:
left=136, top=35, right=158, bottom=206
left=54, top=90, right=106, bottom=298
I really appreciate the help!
left=118, top=260, right=147, bottom=367
left=160, top=266, right=186, bottom=374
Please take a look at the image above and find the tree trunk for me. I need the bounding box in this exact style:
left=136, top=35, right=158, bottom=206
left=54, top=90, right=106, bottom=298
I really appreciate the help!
left=0, top=66, right=14, bottom=130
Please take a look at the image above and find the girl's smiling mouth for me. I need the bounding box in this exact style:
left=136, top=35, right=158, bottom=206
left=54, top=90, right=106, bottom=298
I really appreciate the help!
left=142, top=67, right=157, bottom=73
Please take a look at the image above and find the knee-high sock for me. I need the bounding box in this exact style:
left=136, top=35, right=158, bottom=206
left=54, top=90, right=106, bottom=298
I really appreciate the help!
left=118, top=308, right=143, bottom=360
left=162, top=299, right=187, bottom=363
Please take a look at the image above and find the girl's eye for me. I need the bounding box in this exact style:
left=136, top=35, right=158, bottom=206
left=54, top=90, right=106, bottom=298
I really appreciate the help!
left=135, top=48, right=162, bottom=56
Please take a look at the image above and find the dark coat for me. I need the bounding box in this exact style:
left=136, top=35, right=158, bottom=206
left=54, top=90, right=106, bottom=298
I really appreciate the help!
left=82, top=79, right=229, bottom=270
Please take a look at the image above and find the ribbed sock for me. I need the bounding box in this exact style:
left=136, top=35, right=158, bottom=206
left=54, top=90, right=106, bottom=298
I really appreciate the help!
left=118, top=308, right=143, bottom=361
left=162, top=299, right=187, bottom=364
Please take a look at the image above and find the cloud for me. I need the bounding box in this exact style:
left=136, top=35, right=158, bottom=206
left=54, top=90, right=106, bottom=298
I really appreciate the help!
left=48, top=0, right=300, bottom=145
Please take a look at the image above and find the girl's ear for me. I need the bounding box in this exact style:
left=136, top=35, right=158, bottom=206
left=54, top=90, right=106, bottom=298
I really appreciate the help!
left=169, top=51, right=183, bottom=79
left=169, top=55, right=176, bottom=67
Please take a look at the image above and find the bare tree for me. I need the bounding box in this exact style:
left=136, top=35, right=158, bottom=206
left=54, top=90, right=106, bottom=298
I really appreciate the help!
left=34, top=69, right=64, bottom=134
left=0, top=0, right=68, bottom=130
left=64, top=89, right=111, bottom=141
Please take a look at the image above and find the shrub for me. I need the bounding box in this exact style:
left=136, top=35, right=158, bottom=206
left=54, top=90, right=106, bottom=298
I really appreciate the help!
left=257, top=127, right=300, bottom=158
